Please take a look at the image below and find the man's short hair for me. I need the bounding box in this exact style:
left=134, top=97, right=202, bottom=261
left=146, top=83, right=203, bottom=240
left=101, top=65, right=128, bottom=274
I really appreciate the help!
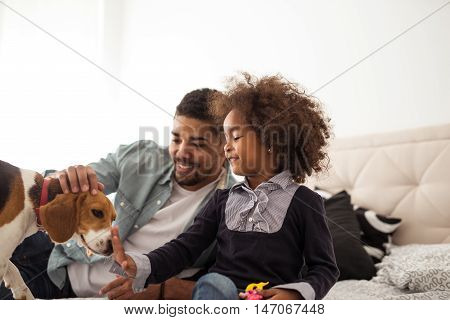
left=175, top=88, right=219, bottom=123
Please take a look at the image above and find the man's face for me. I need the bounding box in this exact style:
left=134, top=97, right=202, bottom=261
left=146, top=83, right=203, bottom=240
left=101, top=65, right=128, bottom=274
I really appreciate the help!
left=169, top=115, right=226, bottom=190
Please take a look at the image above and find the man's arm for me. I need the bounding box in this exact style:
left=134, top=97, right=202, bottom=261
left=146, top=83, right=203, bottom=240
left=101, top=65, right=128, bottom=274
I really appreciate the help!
left=101, top=277, right=196, bottom=300
left=162, top=278, right=195, bottom=300
left=131, top=278, right=195, bottom=300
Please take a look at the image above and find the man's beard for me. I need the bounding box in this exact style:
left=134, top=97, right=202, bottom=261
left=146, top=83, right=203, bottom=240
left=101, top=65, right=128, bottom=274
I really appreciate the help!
left=175, top=170, right=202, bottom=186
left=174, top=158, right=202, bottom=186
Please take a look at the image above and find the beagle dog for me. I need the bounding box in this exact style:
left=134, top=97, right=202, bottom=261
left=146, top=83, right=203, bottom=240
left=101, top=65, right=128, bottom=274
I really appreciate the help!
left=0, top=160, right=116, bottom=299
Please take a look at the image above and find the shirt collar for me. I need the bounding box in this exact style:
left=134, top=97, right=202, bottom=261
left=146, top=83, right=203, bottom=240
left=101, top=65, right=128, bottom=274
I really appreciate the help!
left=159, top=163, right=174, bottom=185
left=267, top=170, right=293, bottom=190
left=230, top=170, right=294, bottom=193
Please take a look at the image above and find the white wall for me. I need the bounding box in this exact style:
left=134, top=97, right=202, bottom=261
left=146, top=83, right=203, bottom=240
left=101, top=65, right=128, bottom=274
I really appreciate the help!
left=1, top=0, right=449, bottom=172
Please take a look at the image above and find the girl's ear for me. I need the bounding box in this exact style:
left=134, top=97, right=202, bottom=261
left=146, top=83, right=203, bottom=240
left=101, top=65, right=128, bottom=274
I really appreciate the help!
left=40, top=193, right=80, bottom=243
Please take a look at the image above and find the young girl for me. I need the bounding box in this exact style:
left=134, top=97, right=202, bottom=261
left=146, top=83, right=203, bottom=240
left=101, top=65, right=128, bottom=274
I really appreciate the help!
left=101, top=73, right=339, bottom=300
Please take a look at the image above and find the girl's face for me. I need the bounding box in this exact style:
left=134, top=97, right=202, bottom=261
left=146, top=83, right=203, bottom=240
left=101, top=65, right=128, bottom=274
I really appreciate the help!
left=223, top=109, right=273, bottom=178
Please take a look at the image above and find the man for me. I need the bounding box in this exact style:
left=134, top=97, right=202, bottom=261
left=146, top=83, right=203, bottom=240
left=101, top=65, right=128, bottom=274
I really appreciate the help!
left=0, top=88, right=235, bottom=299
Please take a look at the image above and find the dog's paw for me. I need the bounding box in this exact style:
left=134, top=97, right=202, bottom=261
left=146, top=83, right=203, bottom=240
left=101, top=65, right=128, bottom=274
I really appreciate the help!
left=11, top=286, right=34, bottom=300
left=4, top=280, right=11, bottom=289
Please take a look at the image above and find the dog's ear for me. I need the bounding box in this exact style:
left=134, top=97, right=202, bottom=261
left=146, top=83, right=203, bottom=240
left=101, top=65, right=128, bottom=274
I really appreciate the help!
left=40, top=193, right=83, bottom=243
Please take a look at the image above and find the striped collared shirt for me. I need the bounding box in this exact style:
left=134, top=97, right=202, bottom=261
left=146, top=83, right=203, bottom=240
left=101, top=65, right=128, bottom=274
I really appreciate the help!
left=225, top=170, right=300, bottom=233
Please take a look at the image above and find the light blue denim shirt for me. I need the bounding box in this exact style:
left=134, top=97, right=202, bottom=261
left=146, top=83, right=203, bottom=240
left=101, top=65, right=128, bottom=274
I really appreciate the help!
left=46, top=140, right=236, bottom=289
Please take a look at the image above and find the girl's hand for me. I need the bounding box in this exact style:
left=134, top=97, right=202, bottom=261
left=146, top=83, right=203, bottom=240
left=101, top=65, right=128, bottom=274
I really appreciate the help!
left=260, top=288, right=304, bottom=300
left=111, top=226, right=137, bottom=278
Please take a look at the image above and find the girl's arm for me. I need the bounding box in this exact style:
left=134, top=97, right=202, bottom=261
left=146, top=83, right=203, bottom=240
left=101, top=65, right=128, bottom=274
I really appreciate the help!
left=103, top=190, right=224, bottom=295
left=273, top=192, right=340, bottom=300
left=141, top=189, right=223, bottom=285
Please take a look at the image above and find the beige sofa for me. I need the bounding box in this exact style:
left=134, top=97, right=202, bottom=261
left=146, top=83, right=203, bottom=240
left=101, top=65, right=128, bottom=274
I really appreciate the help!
left=306, top=123, right=450, bottom=299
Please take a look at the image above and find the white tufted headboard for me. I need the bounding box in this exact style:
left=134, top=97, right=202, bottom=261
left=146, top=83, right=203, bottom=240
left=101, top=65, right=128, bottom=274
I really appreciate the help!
left=306, top=123, right=450, bottom=245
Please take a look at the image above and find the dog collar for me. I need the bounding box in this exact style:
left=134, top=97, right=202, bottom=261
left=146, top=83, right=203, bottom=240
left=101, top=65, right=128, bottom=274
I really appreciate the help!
left=34, top=177, right=51, bottom=228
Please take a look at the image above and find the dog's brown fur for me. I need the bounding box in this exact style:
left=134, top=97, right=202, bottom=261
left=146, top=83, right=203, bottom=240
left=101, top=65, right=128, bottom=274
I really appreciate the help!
left=0, top=161, right=25, bottom=227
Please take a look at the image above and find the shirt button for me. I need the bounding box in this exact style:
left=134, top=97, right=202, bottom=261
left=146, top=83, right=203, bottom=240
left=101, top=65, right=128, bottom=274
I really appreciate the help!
left=66, top=243, right=71, bottom=247
left=120, top=201, right=125, bottom=207
left=134, top=225, right=139, bottom=229
left=156, top=200, right=161, bottom=205
left=248, top=217, right=253, bottom=222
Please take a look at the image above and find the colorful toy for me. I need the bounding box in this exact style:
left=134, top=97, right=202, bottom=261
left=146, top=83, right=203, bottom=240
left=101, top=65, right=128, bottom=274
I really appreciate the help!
left=239, top=282, right=269, bottom=300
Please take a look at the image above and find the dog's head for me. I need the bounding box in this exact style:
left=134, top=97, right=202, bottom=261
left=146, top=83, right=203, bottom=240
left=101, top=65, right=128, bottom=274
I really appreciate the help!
left=39, top=192, right=116, bottom=256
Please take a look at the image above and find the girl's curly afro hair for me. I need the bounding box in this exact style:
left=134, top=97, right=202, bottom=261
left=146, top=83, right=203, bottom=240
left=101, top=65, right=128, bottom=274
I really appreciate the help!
left=210, top=73, right=332, bottom=183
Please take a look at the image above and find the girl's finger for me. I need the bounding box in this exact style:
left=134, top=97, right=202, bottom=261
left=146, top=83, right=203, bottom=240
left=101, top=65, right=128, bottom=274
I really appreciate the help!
left=260, top=289, right=276, bottom=298
left=111, top=227, right=126, bottom=263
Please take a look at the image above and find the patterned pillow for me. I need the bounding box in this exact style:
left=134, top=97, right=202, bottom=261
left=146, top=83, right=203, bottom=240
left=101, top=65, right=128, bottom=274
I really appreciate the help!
left=373, top=244, right=450, bottom=292
left=354, top=206, right=401, bottom=263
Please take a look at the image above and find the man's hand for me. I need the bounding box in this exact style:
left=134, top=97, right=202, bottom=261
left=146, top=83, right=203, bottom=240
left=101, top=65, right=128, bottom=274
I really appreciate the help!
left=100, top=276, right=196, bottom=300
left=260, top=288, right=304, bottom=300
left=100, top=277, right=163, bottom=300
left=55, top=165, right=104, bottom=195
left=99, top=276, right=135, bottom=299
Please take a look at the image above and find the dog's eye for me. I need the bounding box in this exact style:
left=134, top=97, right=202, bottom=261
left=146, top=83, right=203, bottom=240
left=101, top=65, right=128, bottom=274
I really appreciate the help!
left=91, top=209, right=104, bottom=219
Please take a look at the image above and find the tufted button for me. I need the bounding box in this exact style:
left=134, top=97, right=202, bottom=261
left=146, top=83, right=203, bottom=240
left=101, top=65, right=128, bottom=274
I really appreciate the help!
left=120, top=201, right=125, bottom=207
left=66, top=243, right=71, bottom=248
left=156, top=200, right=162, bottom=205
left=134, top=224, right=139, bottom=229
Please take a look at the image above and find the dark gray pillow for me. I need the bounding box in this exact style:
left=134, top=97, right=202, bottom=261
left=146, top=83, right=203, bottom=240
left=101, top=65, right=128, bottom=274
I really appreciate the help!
left=322, top=191, right=376, bottom=280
